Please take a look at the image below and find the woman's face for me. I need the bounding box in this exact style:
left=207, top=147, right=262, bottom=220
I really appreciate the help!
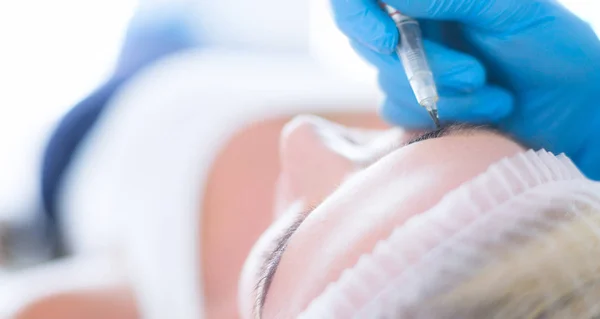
left=241, top=116, right=526, bottom=318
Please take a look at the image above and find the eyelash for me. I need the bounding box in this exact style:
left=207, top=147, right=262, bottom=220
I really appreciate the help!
left=250, top=204, right=316, bottom=316
left=254, top=208, right=313, bottom=287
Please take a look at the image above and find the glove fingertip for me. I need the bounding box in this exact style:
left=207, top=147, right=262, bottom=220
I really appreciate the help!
left=421, top=40, right=487, bottom=91
left=437, top=86, right=515, bottom=123
left=483, top=90, right=515, bottom=120
left=459, top=87, right=514, bottom=121
left=457, top=62, right=486, bottom=89
left=437, top=62, right=486, bottom=92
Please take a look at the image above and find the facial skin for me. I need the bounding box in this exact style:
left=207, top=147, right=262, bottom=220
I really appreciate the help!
left=245, top=116, right=527, bottom=318
left=203, top=113, right=389, bottom=319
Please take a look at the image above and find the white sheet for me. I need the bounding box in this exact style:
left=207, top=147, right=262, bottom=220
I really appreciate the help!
left=58, top=49, right=381, bottom=318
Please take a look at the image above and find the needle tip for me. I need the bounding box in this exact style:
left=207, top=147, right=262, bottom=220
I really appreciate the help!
left=428, top=108, right=440, bottom=129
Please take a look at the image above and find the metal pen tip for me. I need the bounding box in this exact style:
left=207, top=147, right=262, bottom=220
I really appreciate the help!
left=428, top=108, right=440, bottom=129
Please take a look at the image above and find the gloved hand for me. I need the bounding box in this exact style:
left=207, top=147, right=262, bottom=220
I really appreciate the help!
left=331, top=0, right=600, bottom=180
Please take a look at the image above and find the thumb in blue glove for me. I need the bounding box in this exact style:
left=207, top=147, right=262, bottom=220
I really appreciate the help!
left=331, top=0, right=600, bottom=180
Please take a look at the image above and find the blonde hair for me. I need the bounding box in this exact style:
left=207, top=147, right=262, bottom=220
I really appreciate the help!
left=430, top=208, right=600, bottom=318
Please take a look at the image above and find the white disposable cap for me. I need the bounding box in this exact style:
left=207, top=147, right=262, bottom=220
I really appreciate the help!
left=300, top=150, right=600, bottom=318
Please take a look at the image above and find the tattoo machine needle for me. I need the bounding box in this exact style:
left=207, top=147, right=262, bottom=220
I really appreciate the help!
left=383, top=3, right=441, bottom=128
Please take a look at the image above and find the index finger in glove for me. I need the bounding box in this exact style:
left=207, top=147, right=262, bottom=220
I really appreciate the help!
left=352, top=39, right=486, bottom=92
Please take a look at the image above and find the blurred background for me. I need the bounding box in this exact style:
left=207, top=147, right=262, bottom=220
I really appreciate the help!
left=0, top=0, right=598, bottom=318
left=2, top=0, right=599, bottom=229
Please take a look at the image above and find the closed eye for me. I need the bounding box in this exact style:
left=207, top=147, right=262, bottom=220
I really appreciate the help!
left=253, top=210, right=311, bottom=318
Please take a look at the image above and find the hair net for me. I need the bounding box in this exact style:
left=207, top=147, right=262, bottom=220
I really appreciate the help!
left=299, top=150, right=600, bottom=318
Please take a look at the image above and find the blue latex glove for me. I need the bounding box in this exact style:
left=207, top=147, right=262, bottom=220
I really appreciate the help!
left=331, top=0, right=600, bottom=180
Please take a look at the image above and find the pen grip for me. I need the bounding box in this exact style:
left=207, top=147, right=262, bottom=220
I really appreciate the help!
left=395, top=20, right=430, bottom=80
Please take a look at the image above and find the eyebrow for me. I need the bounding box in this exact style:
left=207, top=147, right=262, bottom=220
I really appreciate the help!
left=253, top=123, right=511, bottom=316
left=405, top=123, right=506, bottom=146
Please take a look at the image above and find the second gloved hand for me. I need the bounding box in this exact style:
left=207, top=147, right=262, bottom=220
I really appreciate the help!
left=331, top=0, right=600, bottom=180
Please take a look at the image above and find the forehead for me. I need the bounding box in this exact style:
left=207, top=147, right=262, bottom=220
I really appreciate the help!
left=263, top=132, right=525, bottom=316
